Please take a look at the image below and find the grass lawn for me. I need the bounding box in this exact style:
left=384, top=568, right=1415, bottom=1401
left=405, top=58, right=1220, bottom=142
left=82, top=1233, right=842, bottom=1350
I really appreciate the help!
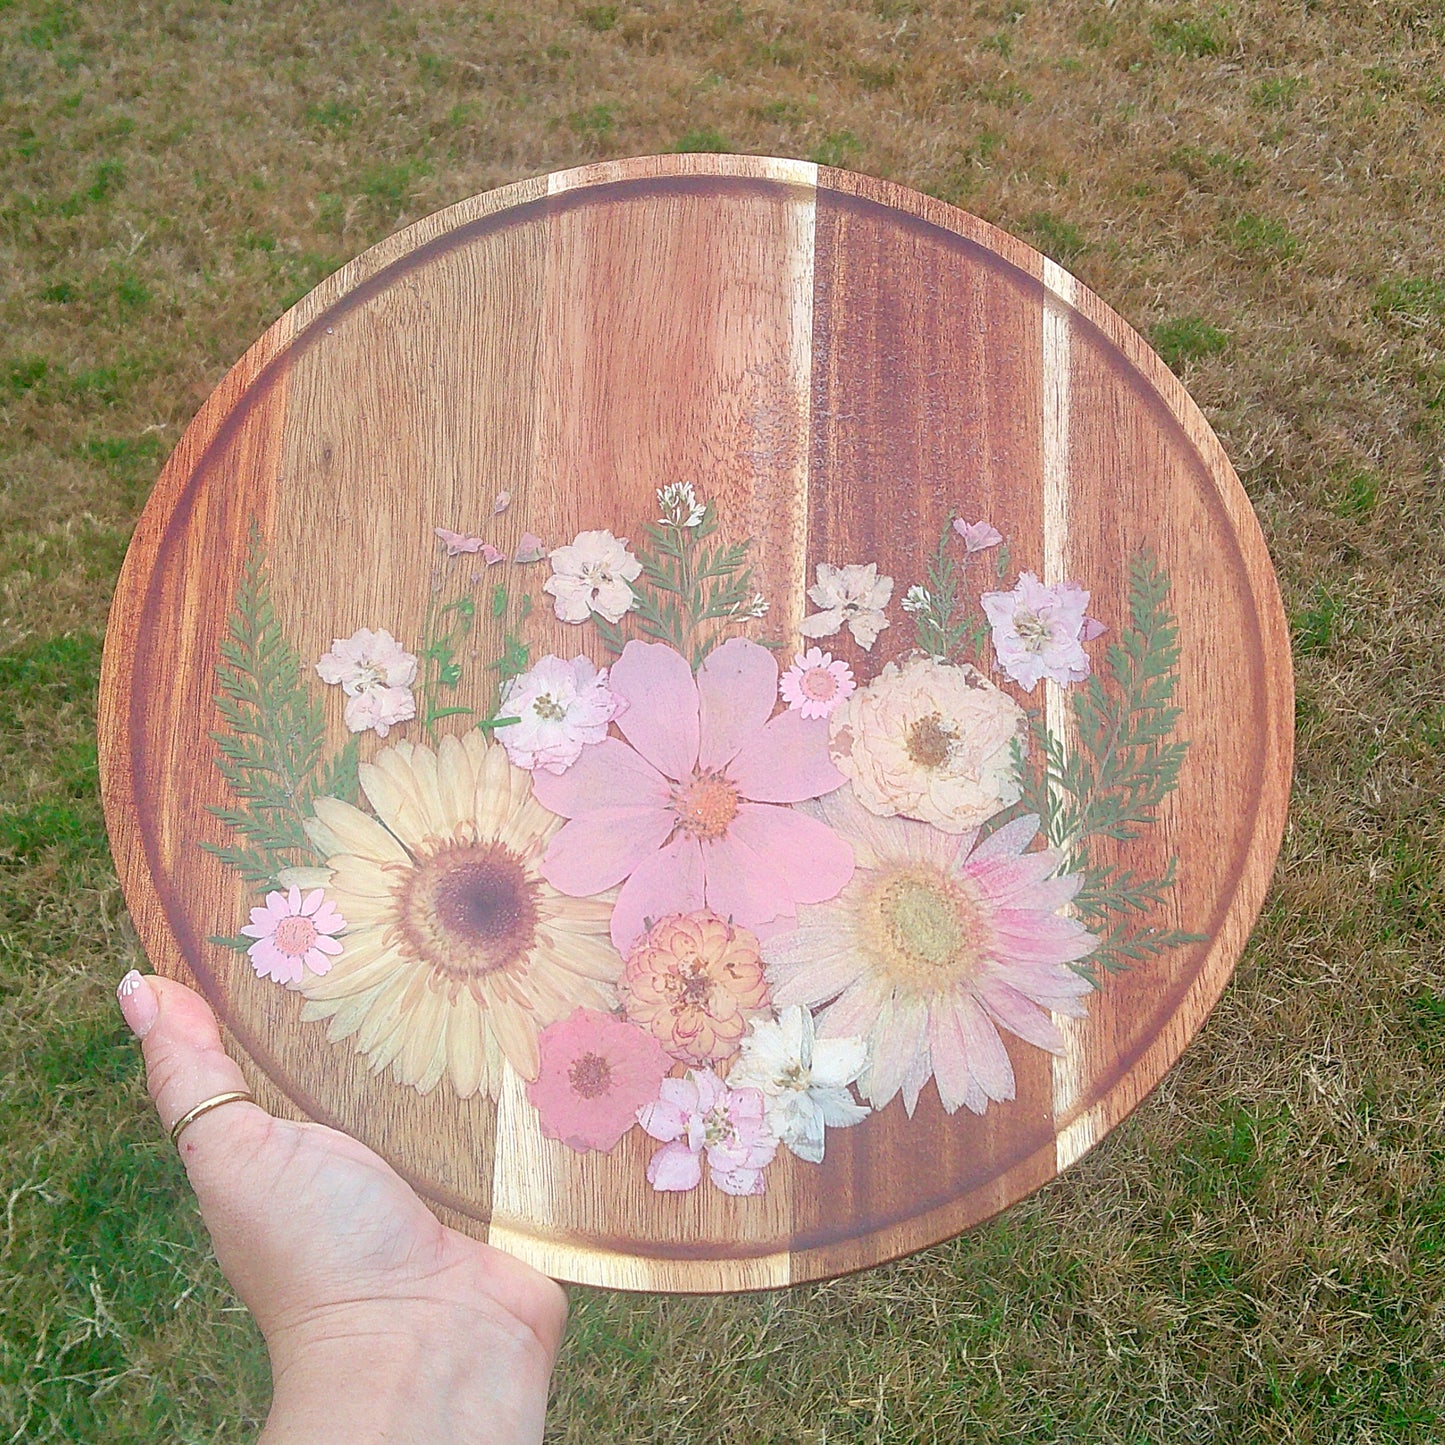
left=2, top=1, right=1443, bottom=1440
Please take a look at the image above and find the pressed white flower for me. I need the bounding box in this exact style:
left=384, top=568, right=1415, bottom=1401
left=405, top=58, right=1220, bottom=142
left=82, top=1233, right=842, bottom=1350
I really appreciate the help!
left=316, top=628, right=417, bottom=695
left=902, top=585, right=932, bottom=615
left=494, top=654, right=624, bottom=774
left=316, top=628, right=419, bottom=738
left=543, top=529, right=642, bottom=625
left=829, top=655, right=1025, bottom=832
left=657, top=481, right=706, bottom=528
left=798, top=562, right=894, bottom=650
left=730, top=1005, right=869, bottom=1163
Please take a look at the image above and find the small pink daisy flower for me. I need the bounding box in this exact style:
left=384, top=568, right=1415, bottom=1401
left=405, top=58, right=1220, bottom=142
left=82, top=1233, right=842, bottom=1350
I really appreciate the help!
left=240, top=886, right=346, bottom=985
left=779, top=648, right=856, bottom=720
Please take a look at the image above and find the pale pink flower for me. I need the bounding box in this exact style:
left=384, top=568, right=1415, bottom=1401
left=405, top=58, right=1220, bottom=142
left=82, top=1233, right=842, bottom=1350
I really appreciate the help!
left=342, top=684, right=415, bottom=738
left=764, top=791, right=1097, bottom=1117
left=798, top=562, right=893, bottom=650
left=543, top=529, right=640, bottom=623
left=435, top=527, right=488, bottom=557
left=241, top=886, right=346, bottom=985
left=316, top=628, right=417, bottom=695
left=495, top=654, right=624, bottom=774
left=531, top=638, right=854, bottom=954
left=493, top=490, right=512, bottom=514
left=637, top=1068, right=778, bottom=1194
left=981, top=572, right=1100, bottom=690
left=514, top=532, right=547, bottom=564
left=526, top=1009, right=671, bottom=1153
left=952, top=518, right=1004, bottom=553
left=779, top=648, right=855, bottom=720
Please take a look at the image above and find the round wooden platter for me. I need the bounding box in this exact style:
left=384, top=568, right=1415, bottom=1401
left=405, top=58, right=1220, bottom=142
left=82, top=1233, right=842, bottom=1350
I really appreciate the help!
left=98, top=154, right=1292, bottom=1293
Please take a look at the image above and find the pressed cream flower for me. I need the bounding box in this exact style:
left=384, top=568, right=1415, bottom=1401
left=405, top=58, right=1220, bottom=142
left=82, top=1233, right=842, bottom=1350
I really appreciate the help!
left=296, top=731, right=621, bottom=1099
left=829, top=655, right=1025, bottom=832
left=798, top=562, right=894, bottom=650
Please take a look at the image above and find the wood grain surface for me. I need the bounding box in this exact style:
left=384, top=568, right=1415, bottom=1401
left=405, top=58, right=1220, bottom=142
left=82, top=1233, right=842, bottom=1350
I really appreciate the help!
left=97, top=154, right=1292, bottom=1292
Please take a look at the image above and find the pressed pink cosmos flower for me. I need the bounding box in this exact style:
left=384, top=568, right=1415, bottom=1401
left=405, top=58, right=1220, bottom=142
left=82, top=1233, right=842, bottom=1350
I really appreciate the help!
left=981, top=572, right=1107, bottom=691
left=779, top=648, right=855, bottom=720
left=763, top=789, right=1097, bottom=1117
left=526, top=1009, right=671, bottom=1153
left=241, top=886, right=345, bottom=985
left=952, top=518, right=1004, bottom=553
left=531, top=637, right=854, bottom=954
left=621, top=911, right=771, bottom=1068
left=637, top=1068, right=778, bottom=1194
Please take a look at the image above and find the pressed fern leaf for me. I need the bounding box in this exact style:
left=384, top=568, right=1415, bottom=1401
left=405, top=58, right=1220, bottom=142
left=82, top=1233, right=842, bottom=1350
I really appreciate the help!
left=1019, top=551, right=1204, bottom=979
left=202, top=531, right=356, bottom=893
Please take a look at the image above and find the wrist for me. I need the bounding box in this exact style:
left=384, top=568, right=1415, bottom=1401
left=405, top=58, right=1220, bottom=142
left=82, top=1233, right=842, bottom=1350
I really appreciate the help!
left=258, top=1298, right=558, bottom=1445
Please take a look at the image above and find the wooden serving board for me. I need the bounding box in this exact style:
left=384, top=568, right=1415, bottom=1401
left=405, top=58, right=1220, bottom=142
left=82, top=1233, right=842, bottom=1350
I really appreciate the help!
left=98, top=155, right=1291, bottom=1292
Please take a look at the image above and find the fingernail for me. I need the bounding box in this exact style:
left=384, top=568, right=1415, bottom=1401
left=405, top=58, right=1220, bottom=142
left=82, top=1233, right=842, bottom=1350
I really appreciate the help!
left=117, top=970, right=158, bottom=1038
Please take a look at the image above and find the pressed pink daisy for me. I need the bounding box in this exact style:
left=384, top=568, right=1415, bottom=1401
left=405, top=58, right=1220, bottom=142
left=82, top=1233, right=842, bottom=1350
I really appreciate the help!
left=241, top=886, right=346, bottom=985
left=531, top=638, right=854, bottom=954
left=527, top=1009, right=671, bottom=1153
left=763, top=789, right=1098, bottom=1117
left=779, top=648, right=855, bottom=720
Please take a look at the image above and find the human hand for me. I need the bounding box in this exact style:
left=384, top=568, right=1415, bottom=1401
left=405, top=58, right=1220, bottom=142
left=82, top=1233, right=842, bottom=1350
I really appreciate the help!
left=117, top=970, right=567, bottom=1445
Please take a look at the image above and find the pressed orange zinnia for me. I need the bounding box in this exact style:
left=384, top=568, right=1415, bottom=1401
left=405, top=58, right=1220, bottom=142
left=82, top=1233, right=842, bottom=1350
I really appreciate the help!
left=621, top=910, right=771, bottom=1069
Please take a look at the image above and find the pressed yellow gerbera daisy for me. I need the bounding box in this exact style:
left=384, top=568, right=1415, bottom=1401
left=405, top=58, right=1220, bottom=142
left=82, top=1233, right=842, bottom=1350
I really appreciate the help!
left=297, top=730, right=621, bottom=1099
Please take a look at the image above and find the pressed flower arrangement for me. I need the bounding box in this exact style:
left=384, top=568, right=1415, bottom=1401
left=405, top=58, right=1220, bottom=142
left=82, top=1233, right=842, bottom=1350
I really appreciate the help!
left=100, top=157, right=1292, bottom=1289
left=204, top=478, right=1198, bottom=1198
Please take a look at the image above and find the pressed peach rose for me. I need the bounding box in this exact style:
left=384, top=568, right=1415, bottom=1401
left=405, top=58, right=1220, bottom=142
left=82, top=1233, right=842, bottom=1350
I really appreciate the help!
left=621, top=910, right=772, bottom=1069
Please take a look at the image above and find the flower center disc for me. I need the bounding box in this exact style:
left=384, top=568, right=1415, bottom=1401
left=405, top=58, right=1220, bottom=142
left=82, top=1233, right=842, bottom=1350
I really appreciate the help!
left=906, top=713, right=955, bottom=770
left=1014, top=610, right=1051, bottom=649
left=801, top=668, right=838, bottom=702
left=671, top=772, right=740, bottom=841
left=568, top=1051, right=613, bottom=1099
left=863, top=864, right=984, bottom=995
left=398, top=840, right=540, bottom=984
left=272, top=914, right=319, bottom=957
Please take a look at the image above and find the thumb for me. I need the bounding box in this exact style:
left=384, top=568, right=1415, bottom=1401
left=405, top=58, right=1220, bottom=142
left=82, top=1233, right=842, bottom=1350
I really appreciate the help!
left=116, top=969, right=273, bottom=1176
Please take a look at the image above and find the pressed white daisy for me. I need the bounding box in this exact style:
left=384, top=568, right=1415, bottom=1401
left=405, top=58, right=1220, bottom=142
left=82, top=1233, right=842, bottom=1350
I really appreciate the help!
left=763, top=788, right=1098, bottom=1117
left=297, top=731, right=621, bottom=1099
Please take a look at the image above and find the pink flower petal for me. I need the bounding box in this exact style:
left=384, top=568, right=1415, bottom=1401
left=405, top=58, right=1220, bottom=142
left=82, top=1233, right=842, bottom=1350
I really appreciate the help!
left=727, top=708, right=845, bottom=803
left=312, top=934, right=345, bottom=956
left=303, top=946, right=337, bottom=977
left=976, top=978, right=1065, bottom=1053
left=1081, top=615, right=1107, bottom=641
left=530, top=736, right=670, bottom=818
left=610, top=835, right=705, bottom=954
left=299, top=888, right=325, bottom=916
left=966, top=812, right=1040, bottom=862
left=727, top=803, right=855, bottom=907
left=953, top=994, right=1015, bottom=1103
left=695, top=638, right=780, bottom=772
left=608, top=642, right=699, bottom=782
left=648, top=1140, right=703, bottom=1191
left=540, top=806, right=676, bottom=897
left=702, top=830, right=785, bottom=934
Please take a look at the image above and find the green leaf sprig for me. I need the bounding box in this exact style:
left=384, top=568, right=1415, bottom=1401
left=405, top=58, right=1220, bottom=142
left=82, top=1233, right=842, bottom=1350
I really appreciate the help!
left=594, top=485, right=767, bottom=669
left=201, top=531, right=359, bottom=891
left=1018, top=551, right=1203, bottom=981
